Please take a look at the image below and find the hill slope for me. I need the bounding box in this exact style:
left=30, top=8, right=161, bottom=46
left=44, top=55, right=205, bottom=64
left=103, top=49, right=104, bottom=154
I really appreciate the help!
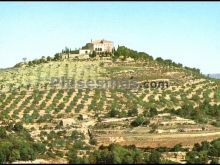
left=0, top=46, right=220, bottom=163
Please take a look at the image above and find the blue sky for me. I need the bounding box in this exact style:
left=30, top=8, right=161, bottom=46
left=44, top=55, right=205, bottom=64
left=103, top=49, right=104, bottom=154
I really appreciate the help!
left=0, top=2, right=219, bottom=74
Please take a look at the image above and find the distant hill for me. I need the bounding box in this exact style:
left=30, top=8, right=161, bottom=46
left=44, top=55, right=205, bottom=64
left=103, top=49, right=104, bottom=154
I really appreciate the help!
left=208, top=73, right=220, bottom=79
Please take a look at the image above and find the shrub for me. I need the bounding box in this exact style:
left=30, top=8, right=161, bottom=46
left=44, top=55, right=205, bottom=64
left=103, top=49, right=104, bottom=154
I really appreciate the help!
left=0, top=127, right=7, bottom=138
left=148, top=150, right=161, bottom=164
left=89, top=138, right=97, bottom=145
left=131, top=116, right=145, bottom=127
left=127, top=108, right=138, bottom=117
left=33, top=143, right=46, bottom=154
left=108, top=108, right=120, bottom=117
left=13, top=122, right=23, bottom=132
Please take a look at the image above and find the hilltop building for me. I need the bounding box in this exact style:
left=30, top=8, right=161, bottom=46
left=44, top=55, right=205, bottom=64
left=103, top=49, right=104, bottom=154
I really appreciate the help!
left=80, top=39, right=114, bottom=56
left=62, top=39, right=114, bottom=60
left=90, top=39, right=114, bottom=54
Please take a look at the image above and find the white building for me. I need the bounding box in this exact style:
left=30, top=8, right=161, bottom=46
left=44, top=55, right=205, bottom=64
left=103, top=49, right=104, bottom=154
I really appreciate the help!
left=79, top=49, right=92, bottom=55
left=91, top=39, right=114, bottom=54
left=62, top=39, right=114, bottom=60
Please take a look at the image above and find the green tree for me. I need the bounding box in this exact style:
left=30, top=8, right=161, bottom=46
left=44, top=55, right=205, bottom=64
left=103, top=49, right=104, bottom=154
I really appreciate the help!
left=89, top=138, right=97, bottom=145
left=90, top=51, right=97, bottom=58
left=0, top=150, right=6, bottom=164
left=0, top=127, right=7, bottom=138
left=210, top=158, right=219, bottom=164
left=109, top=108, right=120, bottom=117
left=9, top=149, right=20, bottom=162
left=54, top=53, right=61, bottom=61
left=127, top=108, right=138, bottom=117
left=148, top=107, right=158, bottom=117
left=33, top=143, right=46, bottom=154
left=47, top=56, right=51, bottom=61
left=171, top=144, right=183, bottom=152
left=13, top=123, right=23, bottom=132
left=148, top=150, right=161, bottom=164
left=186, top=151, right=208, bottom=164
left=68, top=147, right=85, bottom=164
left=130, top=116, right=145, bottom=127
left=19, top=143, right=36, bottom=161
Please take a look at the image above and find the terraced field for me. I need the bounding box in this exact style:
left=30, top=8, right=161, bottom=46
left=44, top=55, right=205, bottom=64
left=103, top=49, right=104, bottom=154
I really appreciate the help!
left=0, top=60, right=107, bottom=92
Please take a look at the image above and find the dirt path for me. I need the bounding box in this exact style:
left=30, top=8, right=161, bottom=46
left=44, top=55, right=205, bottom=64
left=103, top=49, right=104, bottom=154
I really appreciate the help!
left=96, top=130, right=220, bottom=148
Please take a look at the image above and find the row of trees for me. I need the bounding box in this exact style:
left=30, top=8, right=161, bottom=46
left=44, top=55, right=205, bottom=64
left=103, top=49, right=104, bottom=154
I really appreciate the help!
left=68, top=143, right=165, bottom=164
left=27, top=53, right=62, bottom=66
left=113, top=46, right=201, bottom=76
left=14, top=47, right=70, bottom=67
left=164, top=99, right=220, bottom=124
left=67, top=139, right=220, bottom=164
left=67, top=143, right=190, bottom=164
left=155, top=57, right=201, bottom=74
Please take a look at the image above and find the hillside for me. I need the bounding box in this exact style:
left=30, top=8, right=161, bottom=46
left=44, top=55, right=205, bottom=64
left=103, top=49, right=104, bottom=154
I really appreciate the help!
left=0, top=46, right=220, bottom=164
